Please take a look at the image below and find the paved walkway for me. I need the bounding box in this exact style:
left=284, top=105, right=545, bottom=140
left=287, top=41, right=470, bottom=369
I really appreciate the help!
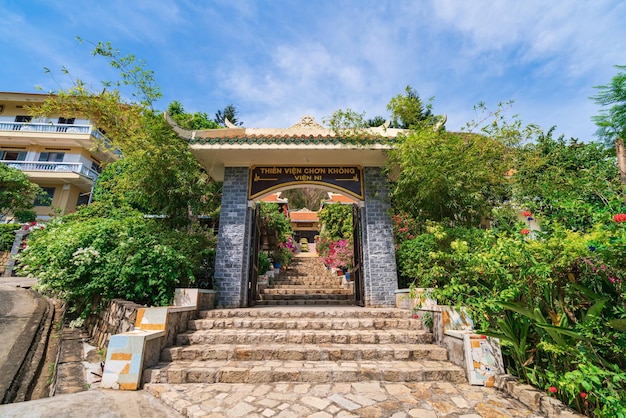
left=145, top=381, right=544, bottom=418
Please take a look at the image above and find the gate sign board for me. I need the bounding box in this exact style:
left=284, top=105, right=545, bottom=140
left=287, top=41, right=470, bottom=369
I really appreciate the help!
left=249, top=166, right=364, bottom=200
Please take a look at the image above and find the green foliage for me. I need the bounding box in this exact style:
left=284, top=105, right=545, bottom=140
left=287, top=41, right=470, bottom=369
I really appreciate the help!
left=280, top=188, right=326, bottom=211
left=0, top=223, right=20, bottom=251
left=324, top=108, right=369, bottom=135
left=389, top=128, right=511, bottom=226
left=17, top=204, right=215, bottom=317
left=258, top=252, right=271, bottom=276
left=168, top=101, right=221, bottom=130
left=0, top=164, right=47, bottom=220
left=259, top=202, right=293, bottom=242
left=214, top=104, right=243, bottom=127
left=318, top=203, right=353, bottom=241
left=592, top=65, right=626, bottom=145
left=36, top=41, right=222, bottom=226
left=386, top=85, right=433, bottom=129
left=513, top=129, right=622, bottom=232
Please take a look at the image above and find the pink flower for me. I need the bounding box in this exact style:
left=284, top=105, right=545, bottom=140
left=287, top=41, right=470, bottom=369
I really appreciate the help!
left=521, top=229, right=530, bottom=235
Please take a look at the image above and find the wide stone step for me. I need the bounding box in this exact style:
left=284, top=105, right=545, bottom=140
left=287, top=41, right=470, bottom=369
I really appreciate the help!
left=270, top=284, right=346, bottom=289
left=271, top=279, right=342, bottom=285
left=176, top=329, right=432, bottom=346
left=261, top=288, right=352, bottom=295
left=162, top=343, right=447, bottom=362
left=144, top=359, right=466, bottom=384
left=260, top=294, right=351, bottom=301
left=188, top=317, right=423, bottom=331
left=197, top=307, right=416, bottom=319
left=255, top=300, right=353, bottom=306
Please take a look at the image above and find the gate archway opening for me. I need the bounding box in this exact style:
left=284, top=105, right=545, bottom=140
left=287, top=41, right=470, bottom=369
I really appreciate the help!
left=246, top=185, right=365, bottom=307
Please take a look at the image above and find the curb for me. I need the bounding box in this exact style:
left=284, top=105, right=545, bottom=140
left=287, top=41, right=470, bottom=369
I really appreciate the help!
left=0, top=291, right=54, bottom=404
left=495, top=375, right=584, bottom=418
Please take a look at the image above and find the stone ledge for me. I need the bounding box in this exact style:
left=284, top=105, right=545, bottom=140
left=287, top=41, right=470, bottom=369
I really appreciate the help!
left=494, top=375, right=584, bottom=417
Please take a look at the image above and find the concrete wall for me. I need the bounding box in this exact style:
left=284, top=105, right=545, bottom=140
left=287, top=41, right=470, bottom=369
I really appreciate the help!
left=361, top=167, right=398, bottom=307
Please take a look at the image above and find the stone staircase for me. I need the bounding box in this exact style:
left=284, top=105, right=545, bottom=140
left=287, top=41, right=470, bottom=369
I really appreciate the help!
left=256, top=255, right=353, bottom=306
left=143, top=307, right=466, bottom=385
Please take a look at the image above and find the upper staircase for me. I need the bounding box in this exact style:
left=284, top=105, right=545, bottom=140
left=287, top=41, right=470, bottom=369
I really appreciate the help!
left=256, top=254, right=353, bottom=306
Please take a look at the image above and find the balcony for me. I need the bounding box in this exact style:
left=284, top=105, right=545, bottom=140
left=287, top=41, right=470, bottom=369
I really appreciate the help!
left=1, top=161, right=99, bottom=182
left=0, top=121, right=114, bottom=153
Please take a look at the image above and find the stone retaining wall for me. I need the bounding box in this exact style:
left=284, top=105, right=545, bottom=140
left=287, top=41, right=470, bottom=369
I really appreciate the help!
left=85, top=299, right=144, bottom=350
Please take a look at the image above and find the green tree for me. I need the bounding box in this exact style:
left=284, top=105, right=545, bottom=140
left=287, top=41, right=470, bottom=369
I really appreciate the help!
left=387, top=85, right=433, bottom=129
left=366, top=115, right=386, bottom=127
left=389, top=128, right=510, bottom=226
left=214, top=104, right=243, bottom=127
left=167, top=101, right=221, bottom=130
left=318, top=203, right=353, bottom=241
left=33, top=41, right=222, bottom=226
left=280, top=188, right=327, bottom=211
left=513, top=128, right=623, bottom=232
left=0, top=164, right=46, bottom=221
left=592, top=65, right=626, bottom=192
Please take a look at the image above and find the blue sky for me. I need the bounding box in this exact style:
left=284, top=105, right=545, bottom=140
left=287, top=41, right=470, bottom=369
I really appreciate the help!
left=1, top=0, right=625, bottom=140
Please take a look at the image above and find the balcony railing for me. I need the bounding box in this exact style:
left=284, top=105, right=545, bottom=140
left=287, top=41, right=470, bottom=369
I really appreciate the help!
left=0, top=121, right=108, bottom=139
left=0, top=161, right=99, bottom=181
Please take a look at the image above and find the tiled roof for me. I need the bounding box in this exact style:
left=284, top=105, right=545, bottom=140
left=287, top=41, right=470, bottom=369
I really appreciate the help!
left=324, top=193, right=357, bottom=204
left=188, top=135, right=396, bottom=146
left=289, top=210, right=319, bottom=222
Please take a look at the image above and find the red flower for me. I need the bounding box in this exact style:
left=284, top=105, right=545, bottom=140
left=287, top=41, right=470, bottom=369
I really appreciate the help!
left=613, top=214, right=626, bottom=222
left=521, top=229, right=530, bottom=235
left=580, top=392, right=588, bottom=399
left=522, top=211, right=532, bottom=217
left=413, top=314, right=419, bottom=319
left=548, top=386, right=557, bottom=394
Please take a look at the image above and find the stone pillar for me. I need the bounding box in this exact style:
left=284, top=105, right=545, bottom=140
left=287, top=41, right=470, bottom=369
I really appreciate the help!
left=361, top=167, right=398, bottom=307
left=213, top=167, right=251, bottom=308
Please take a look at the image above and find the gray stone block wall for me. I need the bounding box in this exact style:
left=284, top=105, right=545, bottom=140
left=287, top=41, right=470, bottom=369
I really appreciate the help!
left=362, top=167, right=398, bottom=307
left=213, top=167, right=251, bottom=308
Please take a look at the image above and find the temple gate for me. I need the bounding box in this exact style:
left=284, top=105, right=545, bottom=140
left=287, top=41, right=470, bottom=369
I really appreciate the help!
left=169, top=115, right=402, bottom=308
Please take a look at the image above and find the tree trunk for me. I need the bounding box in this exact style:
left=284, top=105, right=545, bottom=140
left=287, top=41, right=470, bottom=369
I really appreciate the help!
left=616, top=138, right=626, bottom=203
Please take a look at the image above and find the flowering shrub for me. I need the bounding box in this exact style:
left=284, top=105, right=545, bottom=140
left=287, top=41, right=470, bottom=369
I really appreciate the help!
left=406, top=221, right=626, bottom=417
left=16, top=205, right=215, bottom=317
left=324, top=239, right=353, bottom=269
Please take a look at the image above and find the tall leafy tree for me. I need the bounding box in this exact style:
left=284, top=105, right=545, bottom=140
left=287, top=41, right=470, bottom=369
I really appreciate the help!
left=214, top=104, right=243, bottom=127
left=592, top=65, right=626, bottom=192
left=0, top=164, right=45, bottom=221
left=513, top=128, right=622, bottom=231
left=389, top=128, right=510, bottom=226
left=32, top=41, right=222, bottom=226
left=167, top=101, right=221, bottom=130
left=387, top=85, right=433, bottom=129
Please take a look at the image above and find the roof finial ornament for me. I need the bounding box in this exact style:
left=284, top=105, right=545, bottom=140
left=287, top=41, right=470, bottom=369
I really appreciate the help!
left=290, top=115, right=324, bottom=129
left=224, top=117, right=238, bottom=129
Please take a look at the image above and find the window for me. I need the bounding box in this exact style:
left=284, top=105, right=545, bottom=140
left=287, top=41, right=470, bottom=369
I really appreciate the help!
left=0, top=150, right=26, bottom=161
left=35, top=187, right=55, bottom=206
left=57, top=117, right=75, bottom=132
left=13, top=115, right=32, bottom=130
left=38, top=152, right=65, bottom=162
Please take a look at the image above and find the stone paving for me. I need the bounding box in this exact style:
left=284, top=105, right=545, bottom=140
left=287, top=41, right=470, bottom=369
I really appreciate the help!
left=146, top=381, right=545, bottom=418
